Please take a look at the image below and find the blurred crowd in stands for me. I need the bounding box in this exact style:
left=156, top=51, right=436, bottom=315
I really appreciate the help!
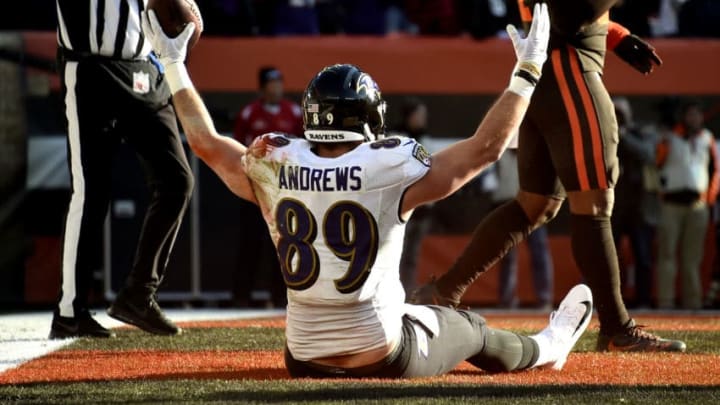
left=4, top=0, right=720, bottom=38
left=610, top=96, right=720, bottom=310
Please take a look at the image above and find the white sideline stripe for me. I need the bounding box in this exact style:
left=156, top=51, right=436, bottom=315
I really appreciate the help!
left=0, top=340, right=75, bottom=374
left=0, top=309, right=285, bottom=374
left=59, top=61, right=82, bottom=318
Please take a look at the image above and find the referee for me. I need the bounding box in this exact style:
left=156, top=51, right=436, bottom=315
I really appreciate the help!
left=50, top=0, right=194, bottom=338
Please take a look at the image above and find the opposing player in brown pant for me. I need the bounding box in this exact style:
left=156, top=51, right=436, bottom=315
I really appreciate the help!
left=410, top=0, right=686, bottom=352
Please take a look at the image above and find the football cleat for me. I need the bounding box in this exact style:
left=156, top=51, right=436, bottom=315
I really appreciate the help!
left=533, top=284, right=593, bottom=370
left=108, top=292, right=181, bottom=336
left=596, top=319, right=687, bottom=352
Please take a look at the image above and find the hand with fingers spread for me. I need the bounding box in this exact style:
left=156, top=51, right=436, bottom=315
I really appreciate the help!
left=614, top=34, right=663, bottom=75
left=141, top=10, right=196, bottom=94
left=506, top=2, right=550, bottom=99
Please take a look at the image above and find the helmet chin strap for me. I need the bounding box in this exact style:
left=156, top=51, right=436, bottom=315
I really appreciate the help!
left=363, top=123, right=384, bottom=142
left=363, top=123, right=375, bottom=142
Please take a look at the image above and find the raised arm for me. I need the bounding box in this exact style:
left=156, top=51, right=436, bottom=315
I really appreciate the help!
left=401, top=3, right=550, bottom=217
left=141, top=11, right=257, bottom=203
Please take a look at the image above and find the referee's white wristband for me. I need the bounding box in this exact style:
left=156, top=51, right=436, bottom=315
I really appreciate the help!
left=164, top=62, right=193, bottom=95
left=507, top=75, right=536, bottom=100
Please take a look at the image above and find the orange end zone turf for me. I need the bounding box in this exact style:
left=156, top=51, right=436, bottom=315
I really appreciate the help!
left=2, top=314, right=718, bottom=386
left=2, top=350, right=719, bottom=386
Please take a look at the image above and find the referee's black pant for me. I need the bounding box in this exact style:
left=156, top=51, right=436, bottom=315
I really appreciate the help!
left=57, top=54, right=193, bottom=317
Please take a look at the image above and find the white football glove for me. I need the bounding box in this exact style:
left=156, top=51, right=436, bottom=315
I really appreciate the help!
left=506, top=2, right=550, bottom=99
left=141, top=10, right=195, bottom=94
left=141, top=10, right=195, bottom=67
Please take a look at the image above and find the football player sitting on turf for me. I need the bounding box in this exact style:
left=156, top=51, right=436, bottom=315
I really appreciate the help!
left=141, top=4, right=594, bottom=378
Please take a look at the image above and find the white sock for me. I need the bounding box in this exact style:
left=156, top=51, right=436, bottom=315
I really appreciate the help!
left=529, top=331, right=554, bottom=368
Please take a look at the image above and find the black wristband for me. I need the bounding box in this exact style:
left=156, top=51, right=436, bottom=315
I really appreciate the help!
left=513, top=69, right=539, bottom=86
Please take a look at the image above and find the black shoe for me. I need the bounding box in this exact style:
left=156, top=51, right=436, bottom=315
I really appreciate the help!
left=49, top=309, right=115, bottom=339
left=596, top=319, right=687, bottom=352
left=108, top=293, right=181, bottom=336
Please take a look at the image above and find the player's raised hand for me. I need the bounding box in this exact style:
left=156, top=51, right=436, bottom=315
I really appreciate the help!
left=614, top=34, right=663, bottom=75
left=506, top=2, right=550, bottom=99
left=507, top=2, right=550, bottom=79
left=141, top=9, right=195, bottom=67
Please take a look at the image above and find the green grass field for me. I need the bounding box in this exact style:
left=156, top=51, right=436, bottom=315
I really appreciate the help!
left=5, top=379, right=720, bottom=404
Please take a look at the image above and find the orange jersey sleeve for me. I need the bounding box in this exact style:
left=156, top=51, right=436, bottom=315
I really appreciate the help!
left=607, top=20, right=630, bottom=50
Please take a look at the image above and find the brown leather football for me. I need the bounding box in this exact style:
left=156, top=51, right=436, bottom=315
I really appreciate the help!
left=146, top=0, right=203, bottom=50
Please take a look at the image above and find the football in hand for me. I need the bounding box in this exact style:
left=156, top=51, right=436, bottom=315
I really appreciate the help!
left=146, top=0, right=203, bottom=50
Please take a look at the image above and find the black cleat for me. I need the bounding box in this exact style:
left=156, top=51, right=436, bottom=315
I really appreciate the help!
left=108, top=293, right=181, bottom=336
left=596, top=319, right=687, bottom=352
left=49, top=309, right=115, bottom=339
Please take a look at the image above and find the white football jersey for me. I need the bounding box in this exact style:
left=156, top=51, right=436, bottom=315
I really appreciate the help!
left=243, top=134, right=431, bottom=360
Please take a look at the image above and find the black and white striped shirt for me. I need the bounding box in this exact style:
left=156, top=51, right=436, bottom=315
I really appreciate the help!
left=56, top=0, right=152, bottom=60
